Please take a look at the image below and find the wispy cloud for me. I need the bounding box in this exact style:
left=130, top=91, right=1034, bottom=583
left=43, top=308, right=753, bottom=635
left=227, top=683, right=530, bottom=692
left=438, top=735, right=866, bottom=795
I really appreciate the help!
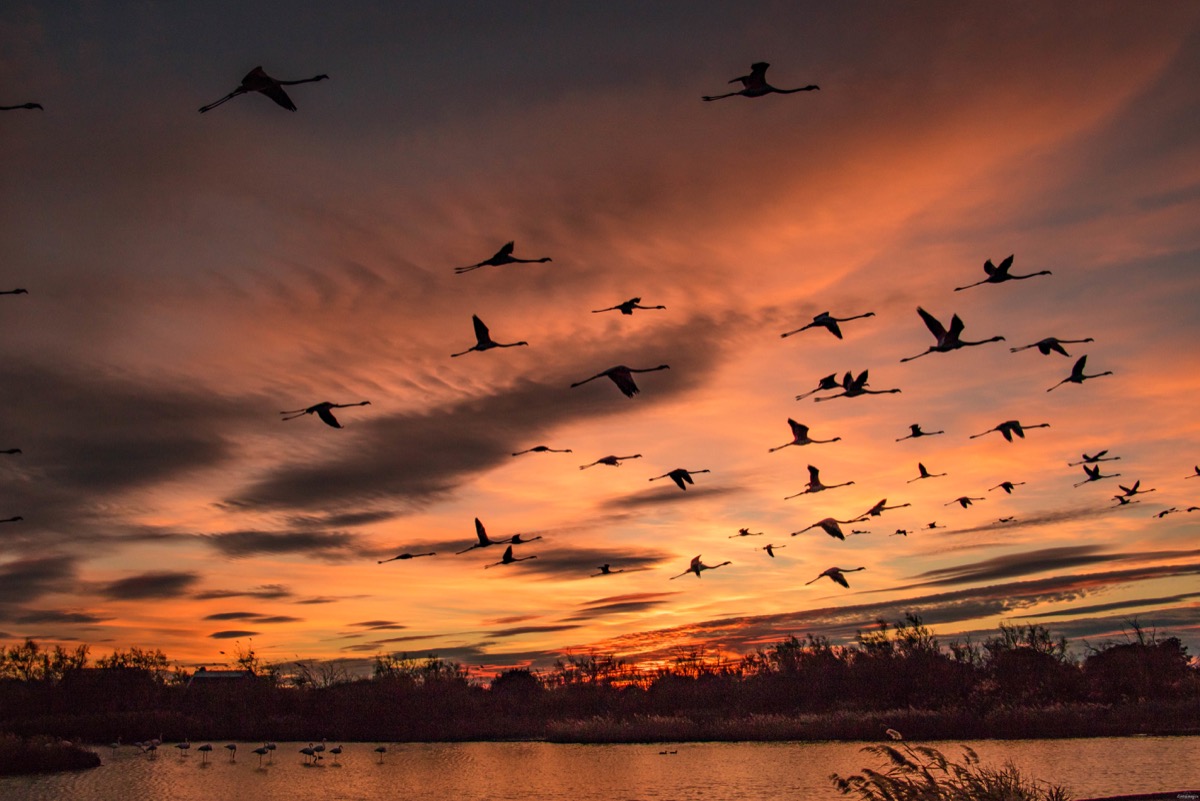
left=100, top=571, right=201, bottom=600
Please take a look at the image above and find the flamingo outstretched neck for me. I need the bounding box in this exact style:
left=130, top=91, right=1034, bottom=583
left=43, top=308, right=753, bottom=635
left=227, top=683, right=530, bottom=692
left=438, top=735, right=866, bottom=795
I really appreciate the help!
left=200, top=66, right=328, bottom=113
left=703, top=63, right=819, bottom=101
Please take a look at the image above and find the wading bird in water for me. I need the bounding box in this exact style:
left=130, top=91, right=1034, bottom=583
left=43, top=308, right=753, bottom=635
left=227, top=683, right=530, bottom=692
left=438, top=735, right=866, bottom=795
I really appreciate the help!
left=456, top=518, right=506, bottom=555
left=0, top=103, right=42, bottom=111
left=702, top=62, right=819, bottom=101
left=762, top=543, right=785, bottom=557
left=571, top=364, right=670, bottom=398
left=455, top=241, right=551, bottom=274
left=769, top=419, right=842, bottom=451
left=669, top=554, right=732, bottom=579
left=805, top=566, right=865, bottom=588
left=1046, top=355, right=1113, bottom=392
left=989, top=481, right=1025, bottom=494
left=1068, top=451, right=1120, bottom=466
left=451, top=315, right=528, bottom=357
left=591, top=297, right=666, bottom=315
left=280, top=401, right=370, bottom=428
left=199, top=66, right=328, bottom=112
left=579, top=454, right=643, bottom=469
left=377, top=552, right=436, bottom=564
left=907, top=462, right=947, bottom=482
left=1010, top=336, right=1094, bottom=357
left=784, top=465, right=854, bottom=499
left=197, top=743, right=212, bottom=763
left=812, top=370, right=900, bottom=402
left=969, top=420, right=1050, bottom=442
left=781, top=310, right=875, bottom=340
left=649, top=468, right=711, bottom=491
left=791, top=517, right=859, bottom=541
left=484, top=545, right=537, bottom=569
left=1074, top=465, right=1119, bottom=487
left=901, top=308, right=1005, bottom=362
left=512, top=445, right=572, bottom=456
left=954, top=254, right=1052, bottom=291
left=795, top=373, right=841, bottom=401
left=896, top=423, right=943, bottom=442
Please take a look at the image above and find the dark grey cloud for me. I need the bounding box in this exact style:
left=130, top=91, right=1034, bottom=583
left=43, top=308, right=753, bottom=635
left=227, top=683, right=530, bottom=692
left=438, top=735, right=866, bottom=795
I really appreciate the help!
left=942, top=504, right=1141, bottom=536
left=490, top=624, right=584, bottom=638
left=1022, top=592, right=1200, bottom=620
left=208, top=630, right=259, bottom=639
left=202, top=529, right=367, bottom=561
left=0, top=556, right=78, bottom=609
left=485, top=545, right=670, bottom=580
left=294, top=596, right=342, bottom=605
left=203, top=612, right=263, bottom=621
left=904, top=546, right=1200, bottom=590
left=564, top=591, right=681, bottom=621
left=255, top=615, right=302, bottom=624
left=350, top=620, right=407, bottom=631
left=99, top=571, right=201, bottom=600
left=194, top=584, right=294, bottom=601
left=601, top=484, right=743, bottom=511
left=13, top=610, right=112, bottom=625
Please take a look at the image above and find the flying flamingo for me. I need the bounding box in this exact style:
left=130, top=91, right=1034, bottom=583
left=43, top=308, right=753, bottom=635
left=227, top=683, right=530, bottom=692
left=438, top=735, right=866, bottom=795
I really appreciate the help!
left=199, top=66, right=328, bottom=112
left=1153, top=508, right=1180, bottom=519
left=1186, top=466, right=1200, bottom=479
left=784, top=465, right=854, bottom=499
left=591, top=297, right=666, bottom=315
left=946, top=496, right=985, bottom=509
left=0, top=516, right=23, bottom=523
left=895, top=423, right=943, bottom=442
left=791, top=517, right=859, bottom=540
left=0, top=103, right=42, bottom=111
left=1, top=288, right=29, bottom=294
left=570, top=364, right=670, bottom=398
left=455, top=241, right=551, bottom=274
left=1112, top=495, right=1140, bottom=507
left=891, top=529, right=910, bottom=537
left=702, top=62, right=819, bottom=101
left=1068, top=451, right=1120, bottom=466
left=812, top=370, right=900, bottom=401
left=377, top=551, right=436, bottom=564
left=729, top=527, right=764, bottom=538
left=769, top=419, right=841, bottom=451
left=579, top=454, right=642, bottom=469
left=451, top=315, right=528, bottom=357
left=456, top=518, right=506, bottom=554
left=997, top=517, right=1016, bottom=524
left=762, top=544, right=785, bottom=558
left=989, top=481, right=1025, bottom=494
left=669, top=554, right=732, bottom=579
left=593, top=564, right=624, bottom=576
left=280, top=400, right=370, bottom=428
left=795, top=373, right=841, bottom=400
left=1114, top=480, right=1156, bottom=499
left=1010, top=337, right=1094, bottom=357
left=512, top=445, right=572, bottom=456
left=924, top=522, right=945, bottom=529
left=856, top=499, right=911, bottom=519
left=1046, top=355, right=1113, bottom=392
left=1074, top=465, right=1120, bottom=487
left=907, top=462, right=947, bottom=482
left=1, top=449, right=21, bottom=454
left=649, top=468, right=711, bottom=490
left=969, top=420, right=1050, bottom=442
left=954, top=254, right=1052, bottom=291
left=805, top=566, right=865, bottom=588
left=484, top=545, right=538, bottom=568
left=781, top=310, right=875, bottom=339
left=497, top=533, right=542, bottom=545
left=900, top=308, right=1004, bottom=362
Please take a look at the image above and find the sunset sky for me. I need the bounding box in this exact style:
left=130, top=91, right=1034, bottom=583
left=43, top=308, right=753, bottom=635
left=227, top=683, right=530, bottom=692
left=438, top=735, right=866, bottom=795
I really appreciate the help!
left=2, top=1, right=1199, bottom=676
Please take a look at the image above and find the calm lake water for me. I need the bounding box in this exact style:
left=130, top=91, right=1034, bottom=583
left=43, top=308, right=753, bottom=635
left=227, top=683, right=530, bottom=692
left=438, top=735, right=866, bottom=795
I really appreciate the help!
left=1, top=738, right=1196, bottom=800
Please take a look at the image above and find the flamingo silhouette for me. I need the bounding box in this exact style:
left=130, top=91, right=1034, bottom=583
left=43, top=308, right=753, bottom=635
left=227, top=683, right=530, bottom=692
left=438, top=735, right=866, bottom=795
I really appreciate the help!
left=784, top=465, right=854, bottom=499
left=512, top=445, right=572, bottom=456
left=1, top=288, right=29, bottom=294
left=969, top=420, right=1050, bottom=442
left=593, top=563, right=625, bottom=576
left=669, top=554, right=732, bottom=579
left=175, top=740, right=190, bottom=757
left=997, top=517, right=1016, bottom=524
left=702, top=62, right=819, bottom=101
left=769, top=419, right=841, bottom=451
left=924, top=522, right=945, bottom=529
left=791, top=517, right=858, bottom=540
left=1186, top=466, right=1200, bottom=479
left=484, top=545, right=537, bottom=568
left=377, top=551, right=436, bottom=564
left=280, top=401, right=370, bottom=428
left=1114, top=480, right=1155, bottom=499
left=729, top=527, right=764, bottom=538
left=762, top=543, right=785, bottom=557
left=252, top=745, right=270, bottom=765
left=901, top=307, right=1004, bottom=362
left=570, top=364, right=670, bottom=398
left=197, top=743, right=213, bottom=763
left=374, top=745, right=387, bottom=762
left=328, top=745, right=343, bottom=764
left=455, top=241, right=551, bottom=274
left=579, top=454, right=643, bottom=469
left=0, top=516, right=23, bottom=523
left=795, top=373, right=842, bottom=401
left=1010, top=337, right=1094, bottom=357
left=805, top=566, right=865, bottom=588
left=1068, top=451, right=1120, bottom=466
left=895, top=423, right=943, bottom=442
left=891, top=529, right=910, bottom=537
left=907, top=462, right=947, bottom=482
left=1152, top=508, right=1180, bottom=519
left=456, top=518, right=506, bottom=554
left=1112, top=495, right=1140, bottom=507
left=224, top=743, right=237, bottom=762
left=0, top=103, right=42, bottom=111
left=1046, top=355, right=1113, bottom=391
left=946, top=496, right=985, bottom=509
left=497, top=533, right=542, bottom=545
left=856, top=499, right=911, bottom=519
left=649, top=468, right=710, bottom=490
left=989, top=481, right=1025, bottom=494
left=451, top=315, right=528, bottom=357
left=1, top=448, right=21, bottom=455
left=591, top=297, right=666, bottom=315
left=199, top=66, right=328, bottom=112
left=955, top=255, right=1051, bottom=291
left=812, top=370, right=900, bottom=401
left=781, top=310, right=875, bottom=339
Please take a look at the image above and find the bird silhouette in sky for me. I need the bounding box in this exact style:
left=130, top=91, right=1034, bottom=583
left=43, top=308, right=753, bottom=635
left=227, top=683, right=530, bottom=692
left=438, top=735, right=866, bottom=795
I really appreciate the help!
left=856, top=499, right=911, bottom=519
left=593, top=564, right=624, bottom=576
left=1, top=288, right=29, bottom=294
left=199, top=66, right=328, bottom=112
left=907, top=462, right=947, bottom=482
left=1010, top=336, right=1094, bottom=357
left=0, top=516, right=23, bottom=524
left=895, top=423, right=944, bottom=442
left=579, top=454, right=643, bottom=469
left=0, top=103, right=42, bottom=111
left=781, top=310, right=875, bottom=339
left=901, top=307, right=1005, bottom=362
left=761, top=543, right=785, bottom=558
left=512, top=445, right=572, bottom=456
left=451, top=315, right=528, bottom=357
left=969, top=420, right=1050, bottom=442
left=1186, top=466, right=1200, bottom=479
left=1074, top=465, right=1120, bottom=487
left=497, top=533, right=542, bottom=545
left=455, top=241, right=552, bottom=274
left=649, top=468, right=711, bottom=490
left=784, top=464, right=854, bottom=499
left=812, top=370, right=900, bottom=402
left=946, top=496, right=985, bottom=509
left=805, top=566, right=865, bottom=588
left=954, top=255, right=1052, bottom=291
left=571, top=364, right=670, bottom=398
left=769, top=419, right=842, bottom=451
left=1068, top=451, right=1120, bottom=466
left=669, top=554, right=732, bottom=579
left=591, top=297, right=666, bottom=315
left=1112, top=495, right=1140, bottom=507
left=891, top=529, right=910, bottom=537
left=924, top=522, right=945, bottom=529
left=989, top=481, right=1025, bottom=494
left=729, top=527, right=764, bottom=538
left=1, top=448, right=20, bottom=455
left=484, top=545, right=538, bottom=569
left=703, top=62, right=819, bottom=101
left=377, top=552, right=436, bottom=564
left=456, top=518, right=506, bottom=554
left=792, top=517, right=858, bottom=540
left=280, top=401, right=370, bottom=428
left=795, top=373, right=842, bottom=401
left=1114, top=480, right=1156, bottom=499
left=1046, top=355, right=1113, bottom=391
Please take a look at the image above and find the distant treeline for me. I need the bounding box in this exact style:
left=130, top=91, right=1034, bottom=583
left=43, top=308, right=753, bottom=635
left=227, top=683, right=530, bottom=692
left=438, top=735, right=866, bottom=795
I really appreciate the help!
left=0, top=617, right=1196, bottom=744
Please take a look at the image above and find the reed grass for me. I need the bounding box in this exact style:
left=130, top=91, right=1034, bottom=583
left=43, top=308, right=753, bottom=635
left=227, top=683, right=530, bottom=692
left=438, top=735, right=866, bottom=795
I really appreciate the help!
left=0, top=733, right=101, bottom=775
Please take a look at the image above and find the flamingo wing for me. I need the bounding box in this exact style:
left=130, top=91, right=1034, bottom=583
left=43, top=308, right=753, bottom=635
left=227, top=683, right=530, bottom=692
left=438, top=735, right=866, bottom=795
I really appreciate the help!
left=916, top=307, right=946, bottom=340
left=609, top=369, right=639, bottom=398
left=471, top=315, right=491, bottom=342
left=315, top=407, right=342, bottom=428
left=829, top=570, right=850, bottom=588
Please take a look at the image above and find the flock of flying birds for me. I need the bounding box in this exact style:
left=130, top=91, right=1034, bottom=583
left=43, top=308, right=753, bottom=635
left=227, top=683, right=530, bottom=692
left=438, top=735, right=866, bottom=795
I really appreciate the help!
left=5, top=61, right=1197, bottom=603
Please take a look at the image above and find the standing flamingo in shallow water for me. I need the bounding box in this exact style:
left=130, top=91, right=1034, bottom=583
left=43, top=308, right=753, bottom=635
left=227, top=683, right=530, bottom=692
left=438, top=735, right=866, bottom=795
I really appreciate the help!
left=805, top=566, right=865, bottom=588
left=649, top=468, right=710, bottom=491
left=769, top=419, right=841, bottom=451
left=199, top=66, right=328, bottom=112
left=451, top=315, right=528, bottom=357
left=784, top=465, right=854, bottom=499
left=571, top=364, right=670, bottom=398
left=781, top=310, right=875, bottom=339
left=703, top=62, right=818, bottom=101
left=901, top=308, right=1004, bottom=362
left=280, top=401, right=370, bottom=428
left=955, top=255, right=1051, bottom=291
left=969, top=420, right=1050, bottom=442
left=669, top=554, right=732, bottom=579
left=1046, top=355, right=1112, bottom=391
left=455, top=241, right=551, bottom=274
left=1011, top=337, right=1094, bottom=357
left=591, top=297, right=665, bottom=315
